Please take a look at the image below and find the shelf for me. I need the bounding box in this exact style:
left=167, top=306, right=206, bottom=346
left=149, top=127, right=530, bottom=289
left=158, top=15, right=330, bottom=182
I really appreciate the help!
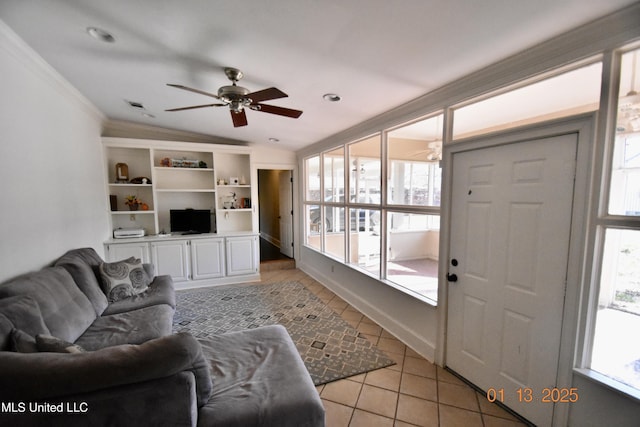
left=109, top=183, right=153, bottom=187
left=154, top=167, right=214, bottom=172
left=111, top=210, right=155, bottom=215
left=220, top=208, right=252, bottom=212
left=217, top=184, right=251, bottom=188
left=156, top=189, right=215, bottom=193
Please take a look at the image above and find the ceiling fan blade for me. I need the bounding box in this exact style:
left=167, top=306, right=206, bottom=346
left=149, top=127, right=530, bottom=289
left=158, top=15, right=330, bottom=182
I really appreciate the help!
left=166, top=83, right=221, bottom=100
left=231, top=109, right=248, bottom=127
left=165, top=103, right=225, bottom=112
left=254, top=103, right=303, bottom=118
left=247, top=87, right=288, bottom=103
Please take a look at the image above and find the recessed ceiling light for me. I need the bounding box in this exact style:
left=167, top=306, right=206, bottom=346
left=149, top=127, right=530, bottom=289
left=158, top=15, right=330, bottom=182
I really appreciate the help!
left=323, top=93, right=341, bottom=102
left=268, top=138, right=280, bottom=143
left=141, top=112, right=155, bottom=119
left=86, top=27, right=115, bottom=43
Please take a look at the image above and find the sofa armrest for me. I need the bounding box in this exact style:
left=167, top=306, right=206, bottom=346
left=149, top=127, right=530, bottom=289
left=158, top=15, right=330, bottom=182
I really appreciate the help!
left=0, top=332, right=212, bottom=406
left=0, top=371, right=198, bottom=427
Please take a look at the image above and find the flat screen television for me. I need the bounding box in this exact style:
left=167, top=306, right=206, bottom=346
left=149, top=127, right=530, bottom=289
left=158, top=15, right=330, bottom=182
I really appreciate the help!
left=170, top=209, right=211, bottom=234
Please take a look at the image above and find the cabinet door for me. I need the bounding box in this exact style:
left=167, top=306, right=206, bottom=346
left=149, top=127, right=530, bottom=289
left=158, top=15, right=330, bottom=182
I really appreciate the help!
left=105, top=242, right=150, bottom=263
left=226, top=235, right=258, bottom=276
left=151, top=240, right=190, bottom=282
left=191, top=238, right=225, bottom=280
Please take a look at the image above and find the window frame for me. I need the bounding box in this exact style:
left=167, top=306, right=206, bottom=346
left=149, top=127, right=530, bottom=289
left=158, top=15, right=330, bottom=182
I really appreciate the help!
left=303, top=115, right=444, bottom=305
left=574, top=45, right=640, bottom=401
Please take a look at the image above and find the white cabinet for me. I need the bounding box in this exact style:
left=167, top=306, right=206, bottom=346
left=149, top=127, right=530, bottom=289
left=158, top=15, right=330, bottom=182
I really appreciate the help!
left=191, top=238, right=225, bottom=280
left=105, top=234, right=258, bottom=287
left=105, top=242, right=151, bottom=263
left=151, top=240, right=190, bottom=283
left=226, top=235, right=259, bottom=276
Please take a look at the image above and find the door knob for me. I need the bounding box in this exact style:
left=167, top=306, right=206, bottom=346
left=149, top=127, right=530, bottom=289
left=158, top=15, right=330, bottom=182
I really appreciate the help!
left=447, top=273, right=458, bottom=282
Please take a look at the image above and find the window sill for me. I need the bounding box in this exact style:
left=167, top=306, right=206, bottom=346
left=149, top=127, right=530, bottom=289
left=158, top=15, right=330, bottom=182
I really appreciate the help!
left=574, top=368, right=640, bottom=402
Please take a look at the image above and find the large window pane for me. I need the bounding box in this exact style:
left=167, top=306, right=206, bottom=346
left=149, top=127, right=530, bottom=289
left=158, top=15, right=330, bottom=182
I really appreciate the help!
left=305, top=156, right=320, bottom=202
left=386, top=212, right=440, bottom=301
left=388, top=115, right=443, bottom=206
left=609, top=49, right=640, bottom=216
left=349, top=208, right=381, bottom=278
left=324, top=147, right=344, bottom=203
left=305, top=204, right=321, bottom=251
left=591, top=228, right=640, bottom=390
left=324, top=206, right=345, bottom=260
left=349, top=135, right=381, bottom=204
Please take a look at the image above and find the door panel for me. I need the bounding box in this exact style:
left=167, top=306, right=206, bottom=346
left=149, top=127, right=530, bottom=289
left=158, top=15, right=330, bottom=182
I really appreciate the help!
left=279, top=170, right=294, bottom=258
left=447, top=133, right=577, bottom=426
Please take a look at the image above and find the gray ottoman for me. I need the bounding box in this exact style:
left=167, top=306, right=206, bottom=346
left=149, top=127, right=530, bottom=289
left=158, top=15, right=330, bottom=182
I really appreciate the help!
left=197, top=325, right=325, bottom=427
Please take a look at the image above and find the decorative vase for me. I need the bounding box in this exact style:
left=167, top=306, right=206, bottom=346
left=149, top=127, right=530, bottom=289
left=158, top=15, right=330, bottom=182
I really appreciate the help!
left=128, top=204, right=139, bottom=211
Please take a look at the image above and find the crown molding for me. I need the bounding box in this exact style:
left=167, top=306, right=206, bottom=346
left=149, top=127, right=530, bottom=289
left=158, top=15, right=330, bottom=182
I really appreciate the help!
left=102, top=119, right=248, bottom=146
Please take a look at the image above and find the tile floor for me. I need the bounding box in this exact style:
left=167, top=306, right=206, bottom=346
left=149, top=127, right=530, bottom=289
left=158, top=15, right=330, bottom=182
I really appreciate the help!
left=259, top=268, right=529, bottom=427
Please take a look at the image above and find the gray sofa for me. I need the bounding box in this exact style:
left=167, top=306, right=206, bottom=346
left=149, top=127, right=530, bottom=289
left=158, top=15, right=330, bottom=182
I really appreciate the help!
left=0, top=248, right=324, bottom=427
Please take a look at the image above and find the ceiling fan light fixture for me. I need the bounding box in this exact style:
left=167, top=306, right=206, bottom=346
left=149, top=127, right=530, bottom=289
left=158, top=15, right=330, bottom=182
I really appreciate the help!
left=323, top=93, right=341, bottom=102
left=86, top=27, right=115, bottom=43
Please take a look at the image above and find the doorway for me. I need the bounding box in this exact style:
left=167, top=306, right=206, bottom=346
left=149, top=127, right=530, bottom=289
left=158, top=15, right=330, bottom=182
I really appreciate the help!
left=446, top=129, right=579, bottom=426
left=257, top=169, right=294, bottom=263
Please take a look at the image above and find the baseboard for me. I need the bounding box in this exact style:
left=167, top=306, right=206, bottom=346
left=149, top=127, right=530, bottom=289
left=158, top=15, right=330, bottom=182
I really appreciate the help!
left=298, top=261, right=437, bottom=363
left=259, top=233, right=281, bottom=248
left=174, top=273, right=261, bottom=290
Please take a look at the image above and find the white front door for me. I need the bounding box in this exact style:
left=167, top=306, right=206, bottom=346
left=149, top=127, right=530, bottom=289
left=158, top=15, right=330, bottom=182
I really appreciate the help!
left=446, top=133, right=577, bottom=426
left=279, top=170, right=294, bottom=258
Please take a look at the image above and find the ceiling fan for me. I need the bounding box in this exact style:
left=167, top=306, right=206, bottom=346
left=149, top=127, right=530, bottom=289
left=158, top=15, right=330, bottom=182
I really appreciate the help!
left=165, top=67, right=303, bottom=127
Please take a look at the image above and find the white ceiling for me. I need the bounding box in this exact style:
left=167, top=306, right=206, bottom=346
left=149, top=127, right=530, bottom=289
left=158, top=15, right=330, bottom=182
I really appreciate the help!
left=0, top=0, right=636, bottom=150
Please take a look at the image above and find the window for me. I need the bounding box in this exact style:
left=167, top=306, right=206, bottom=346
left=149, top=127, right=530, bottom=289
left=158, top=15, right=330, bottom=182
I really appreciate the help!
left=324, top=147, right=344, bottom=202
left=586, top=47, right=640, bottom=396
left=305, top=156, right=321, bottom=202
left=453, top=62, right=602, bottom=139
left=349, top=135, right=381, bottom=204
left=388, top=116, right=442, bottom=207
left=303, top=115, right=443, bottom=303
left=386, top=212, right=440, bottom=301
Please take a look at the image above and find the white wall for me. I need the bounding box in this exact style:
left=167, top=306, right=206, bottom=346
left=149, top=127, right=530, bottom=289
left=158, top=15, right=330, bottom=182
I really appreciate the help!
left=0, top=21, right=108, bottom=282
left=297, top=247, right=439, bottom=360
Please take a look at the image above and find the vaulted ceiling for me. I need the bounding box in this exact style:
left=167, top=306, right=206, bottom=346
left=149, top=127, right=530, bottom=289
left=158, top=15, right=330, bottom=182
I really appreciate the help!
left=0, top=0, right=635, bottom=150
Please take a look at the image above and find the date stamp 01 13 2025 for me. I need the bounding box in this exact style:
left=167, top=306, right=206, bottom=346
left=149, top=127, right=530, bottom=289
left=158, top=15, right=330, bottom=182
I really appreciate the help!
left=486, top=387, right=579, bottom=404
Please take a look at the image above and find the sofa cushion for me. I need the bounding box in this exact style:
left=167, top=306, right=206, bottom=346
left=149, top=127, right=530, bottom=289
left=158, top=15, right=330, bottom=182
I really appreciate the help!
left=36, top=334, right=86, bottom=353
left=102, top=275, right=176, bottom=316
left=99, top=258, right=151, bottom=302
left=55, top=248, right=109, bottom=316
left=0, top=295, right=51, bottom=350
left=197, top=325, right=325, bottom=427
left=75, top=304, right=174, bottom=351
left=0, top=267, right=96, bottom=343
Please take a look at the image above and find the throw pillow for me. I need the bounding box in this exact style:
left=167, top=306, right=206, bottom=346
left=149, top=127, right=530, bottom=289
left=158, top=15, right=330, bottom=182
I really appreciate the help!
left=10, top=328, right=37, bottom=353
left=99, top=258, right=151, bottom=302
left=35, top=334, right=86, bottom=353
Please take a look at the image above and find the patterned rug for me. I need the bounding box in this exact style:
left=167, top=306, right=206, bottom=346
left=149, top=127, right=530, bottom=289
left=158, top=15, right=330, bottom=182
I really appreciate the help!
left=172, top=281, right=395, bottom=385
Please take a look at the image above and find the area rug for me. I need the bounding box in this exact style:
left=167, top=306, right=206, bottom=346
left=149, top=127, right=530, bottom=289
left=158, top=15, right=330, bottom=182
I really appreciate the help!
left=172, top=281, right=395, bottom=385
